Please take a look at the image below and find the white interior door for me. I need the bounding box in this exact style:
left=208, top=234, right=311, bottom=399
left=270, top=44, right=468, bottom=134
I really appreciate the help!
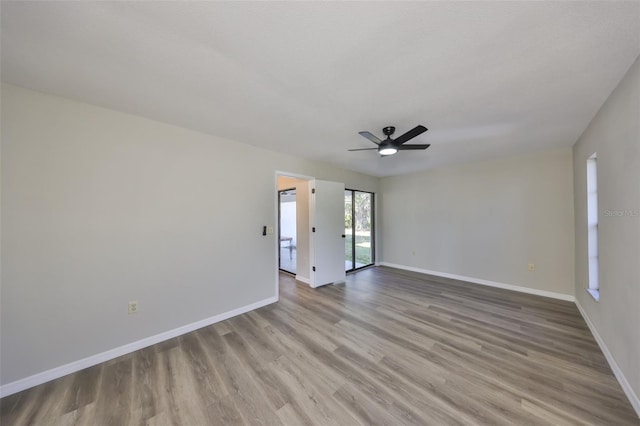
left=311, top=180, right=346, bottom=287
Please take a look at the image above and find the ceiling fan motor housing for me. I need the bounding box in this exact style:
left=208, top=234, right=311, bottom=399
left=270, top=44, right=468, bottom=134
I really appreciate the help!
left=382, top=126, right=396, bottom=136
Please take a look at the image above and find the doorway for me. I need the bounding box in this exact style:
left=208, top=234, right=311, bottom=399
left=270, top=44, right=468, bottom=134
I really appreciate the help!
left=344, top=189, right=374, bottom=272
left=276, top=174, right=346, bottom=289
left=278, top=188, right=297, bottom=274
left=276, top=174, right=312, bottom=285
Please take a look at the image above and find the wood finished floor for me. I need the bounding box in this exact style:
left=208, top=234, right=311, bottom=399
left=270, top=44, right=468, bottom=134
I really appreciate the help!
left=2, top=266, right=638, bottom=425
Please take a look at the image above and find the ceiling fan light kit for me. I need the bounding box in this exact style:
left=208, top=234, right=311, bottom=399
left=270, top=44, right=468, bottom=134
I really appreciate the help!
left=349, top=125, right=430, bottom=156
left=378, top=144, right=398, bottom=156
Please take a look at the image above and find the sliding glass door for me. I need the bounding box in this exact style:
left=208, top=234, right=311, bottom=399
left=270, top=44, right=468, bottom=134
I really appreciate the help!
left=345, top=190, right=374, bottom=272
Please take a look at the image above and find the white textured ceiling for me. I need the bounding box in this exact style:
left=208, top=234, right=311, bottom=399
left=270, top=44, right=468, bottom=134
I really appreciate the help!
left=2, top=1, right=639, bottom=177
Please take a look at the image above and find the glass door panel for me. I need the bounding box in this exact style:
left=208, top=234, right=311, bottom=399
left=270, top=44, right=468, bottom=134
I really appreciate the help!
left=345, top=190, right=353, bottom=271
left=353, top=192, right=373, bottom=268
left=345, top=190, right=374, bottom=272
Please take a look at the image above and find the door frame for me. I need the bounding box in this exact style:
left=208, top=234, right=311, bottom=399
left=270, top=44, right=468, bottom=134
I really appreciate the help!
left=345, top=188, right=375, bottom=273
left=274, top=171, right=314, bottom=300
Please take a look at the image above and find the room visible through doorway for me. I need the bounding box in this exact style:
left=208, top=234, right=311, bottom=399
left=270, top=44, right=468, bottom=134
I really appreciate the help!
left=278, top=188, right=297, bottom=274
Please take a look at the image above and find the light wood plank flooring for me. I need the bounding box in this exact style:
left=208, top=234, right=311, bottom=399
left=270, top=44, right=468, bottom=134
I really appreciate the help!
left=2, top=266, right=638, bottom=425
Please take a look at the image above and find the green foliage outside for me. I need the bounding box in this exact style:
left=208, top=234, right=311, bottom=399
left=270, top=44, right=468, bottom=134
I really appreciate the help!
left=344, top=234, right=372, bottom=266
left=344, top=193, right=371, bottom=232
left=345, top=191, right=373, bottom=267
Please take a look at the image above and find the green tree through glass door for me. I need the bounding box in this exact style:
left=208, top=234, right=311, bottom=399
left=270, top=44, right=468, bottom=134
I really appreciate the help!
left=345, top=190, right=374, bottom=271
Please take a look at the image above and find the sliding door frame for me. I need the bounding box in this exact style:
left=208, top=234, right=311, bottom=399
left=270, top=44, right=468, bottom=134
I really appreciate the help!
left=345, top=189, right=375, bottom=273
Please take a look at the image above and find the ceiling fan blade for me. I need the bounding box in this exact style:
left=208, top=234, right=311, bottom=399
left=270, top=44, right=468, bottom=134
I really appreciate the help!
left=397, top=144, right=431, bottom=150
left=393, top=125, right=428, bottom=145
left=348, top=148, right=379, bottom=151
left=358, top=131, right=382, bottom=145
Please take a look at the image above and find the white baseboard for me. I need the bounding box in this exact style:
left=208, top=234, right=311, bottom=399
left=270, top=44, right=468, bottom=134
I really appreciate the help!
left=379, top=262, right=575, bottom=302
left=295, top=275, right=311, bottom=285
left=0, top=296, right=278, bottom=398
left=575, top=300, right=640, bottom=417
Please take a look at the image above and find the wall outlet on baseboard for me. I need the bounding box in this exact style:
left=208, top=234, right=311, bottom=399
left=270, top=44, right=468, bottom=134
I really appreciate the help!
left=128, top=301, right=139, bottom=314
left=528, top=263, right=535, bottom=272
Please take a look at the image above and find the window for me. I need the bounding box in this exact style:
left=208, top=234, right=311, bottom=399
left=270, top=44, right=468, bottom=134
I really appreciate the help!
left=586, top=153, right=599, bottom=300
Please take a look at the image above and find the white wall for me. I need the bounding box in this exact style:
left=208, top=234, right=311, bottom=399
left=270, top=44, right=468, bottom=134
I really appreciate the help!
left=380, top=148, right=575, bottom=297
left=573, top=56, right=640, bottom=404
left=0, top=83, right=378, bottom=387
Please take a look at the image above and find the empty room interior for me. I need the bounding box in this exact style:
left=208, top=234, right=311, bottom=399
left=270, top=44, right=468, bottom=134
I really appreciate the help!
left=1, top=2, right=640, bottom=425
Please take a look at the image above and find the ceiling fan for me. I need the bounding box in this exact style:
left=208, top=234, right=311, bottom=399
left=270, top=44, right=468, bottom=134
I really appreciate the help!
left=349, top=125, right=430, bottom=156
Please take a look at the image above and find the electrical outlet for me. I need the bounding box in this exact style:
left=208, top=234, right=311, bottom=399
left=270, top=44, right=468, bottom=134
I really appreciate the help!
left=528, top=263, right=535, bottom=272
left=128, top=301, right=139, bottom=314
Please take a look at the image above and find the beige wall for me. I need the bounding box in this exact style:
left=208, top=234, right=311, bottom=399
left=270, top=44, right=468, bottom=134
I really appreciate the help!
left=277, top=176, right=303, bottom=191
left=0, top=83, right=378, bottom=386
left=573, top=56, right=640, bottom=401
left=380, top=148, right=575, bottom=296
